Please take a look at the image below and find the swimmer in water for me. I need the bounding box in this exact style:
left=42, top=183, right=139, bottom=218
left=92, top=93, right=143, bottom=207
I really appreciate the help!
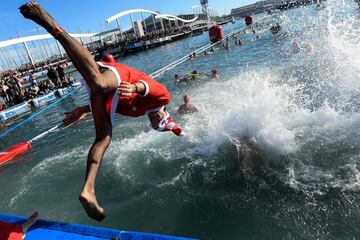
left=210, top=46, right=219, bottom=52
left=174, top=73, right=188, bottom=85
left=177, top=95, right=198, bottom=115
left=175, top=71, right=204, bottom=85
left=20, top=1, right=182, bottom=222
left=292, top=41, right=301, bottom=53
left=270, top=23, right=282, bottom=35
left=305, top=43, right=315, bottom=54
left=210, top=69, right=219, bottom=79
left=188, top=70, right=202, bottom=80
left=224, top=43, right=230, bottom=50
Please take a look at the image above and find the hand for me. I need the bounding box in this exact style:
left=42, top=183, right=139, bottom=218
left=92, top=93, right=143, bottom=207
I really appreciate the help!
left=118, top=82, right=136, bottom=97
left=63, top=107, right=87, bottom=126
left=19, top=2, right=56, bottom=30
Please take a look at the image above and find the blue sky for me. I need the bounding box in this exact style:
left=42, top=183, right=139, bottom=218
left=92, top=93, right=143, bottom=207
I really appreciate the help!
left=0, top=0, right=257, bottom=40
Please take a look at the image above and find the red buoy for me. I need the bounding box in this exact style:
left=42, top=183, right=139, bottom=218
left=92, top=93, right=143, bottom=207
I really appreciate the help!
left=101, top=54, right=116, bottom=63
left=245, top=15, right=253, bottom=26
left=209, top=25, right=224, bottom=43
left=0, top=142, right=31, bottom=166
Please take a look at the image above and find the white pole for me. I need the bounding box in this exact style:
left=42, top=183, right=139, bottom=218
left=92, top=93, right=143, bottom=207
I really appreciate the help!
left=22, top=42, right=35, bottom=66
left=152, top=15, right=157, bottom=32
left=36, top=27, right=50, bottom=59
left=116, top=18, right=123, bottom=39
left=0, top=49, right=11, bottom=70
left=4, top=48, right=17, bottom=69
left=141, top=12, right=148, bottom=33
left=56, top=40, right=63, bottom=56
left=77, top=27, right=84, bottom=46
left=17, top=30, right=35, bottom=66
left=129, top=13, right=135, bottom=37
left=45, top=38, right=55, bottom=58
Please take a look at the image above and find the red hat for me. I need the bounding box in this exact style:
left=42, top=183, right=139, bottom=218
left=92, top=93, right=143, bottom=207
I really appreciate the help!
left=155, top=112, right=183, bottom=136
left=101, top=54, right=116, bottom=63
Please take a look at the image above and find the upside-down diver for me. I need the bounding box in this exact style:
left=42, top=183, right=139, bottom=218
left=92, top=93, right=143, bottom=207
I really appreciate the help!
left=20, top=1, right=182, bottom=221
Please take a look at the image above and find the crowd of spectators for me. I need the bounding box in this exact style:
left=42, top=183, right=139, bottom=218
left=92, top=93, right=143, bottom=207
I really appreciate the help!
left=0, top=56, right=69, bottom=81
left=0, top=62, right=75, bottom=111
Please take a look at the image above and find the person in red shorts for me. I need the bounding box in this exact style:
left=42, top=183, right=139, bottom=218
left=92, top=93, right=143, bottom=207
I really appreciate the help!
left=0, top=212, right=38, bottom=240
left=20, top=2, right=182, bottom=222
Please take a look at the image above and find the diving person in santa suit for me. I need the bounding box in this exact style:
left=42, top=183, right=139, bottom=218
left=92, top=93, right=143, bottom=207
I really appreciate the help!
left=20, top=1, right=182, bottom=221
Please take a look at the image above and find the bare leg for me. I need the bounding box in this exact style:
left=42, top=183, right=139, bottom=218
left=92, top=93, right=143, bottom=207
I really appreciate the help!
left=20, top=2, right=115, bottom=221
left=21, top=212, right=39, bottom=239
left=19, top=2, right=118, bottom=93
left=79, top=93, right=112, bottom=221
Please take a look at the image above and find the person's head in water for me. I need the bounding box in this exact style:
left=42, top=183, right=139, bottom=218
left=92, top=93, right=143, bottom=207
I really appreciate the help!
left=305, top=43, right=315, bottom=53
left=183, top=94, right=191, bottom=104
left=270, top=23, right=281, bottom=35
left=211, top=69, right=219, bottom=78
left=101, top=54, right=116, bottom=63
left=292, top=41, right=300, bottom=53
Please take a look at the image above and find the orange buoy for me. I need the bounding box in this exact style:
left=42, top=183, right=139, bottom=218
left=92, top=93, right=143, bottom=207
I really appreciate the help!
left=0, top=142, right=31, bottom=166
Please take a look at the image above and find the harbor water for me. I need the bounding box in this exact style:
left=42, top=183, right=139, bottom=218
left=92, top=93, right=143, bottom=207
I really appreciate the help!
left=1, top=1, right=360, bottom=239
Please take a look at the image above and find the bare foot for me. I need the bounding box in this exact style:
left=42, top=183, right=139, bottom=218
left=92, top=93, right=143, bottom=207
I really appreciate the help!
left=19, top=2, right=56, bottom=30
left=79, top=191, right=105, bottom=221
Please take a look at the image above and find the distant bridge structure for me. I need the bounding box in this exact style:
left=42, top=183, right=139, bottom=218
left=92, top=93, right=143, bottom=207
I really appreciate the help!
left=0, top=32, right=98, bottom=69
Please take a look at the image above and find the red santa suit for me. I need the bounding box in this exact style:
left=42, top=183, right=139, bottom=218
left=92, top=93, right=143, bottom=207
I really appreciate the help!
left=81, top=57, right=182, bottom=136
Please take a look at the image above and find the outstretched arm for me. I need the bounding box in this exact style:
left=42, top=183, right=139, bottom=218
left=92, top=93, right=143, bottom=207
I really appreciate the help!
left=19, top=2, right=118, bottom=93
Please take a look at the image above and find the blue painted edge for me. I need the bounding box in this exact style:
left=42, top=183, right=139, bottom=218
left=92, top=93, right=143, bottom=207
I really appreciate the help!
left=0, top=213, right=120, bottom=239
left=0, top=214, right=198, bottom=240
left=120, top=231, right=198, bottom=240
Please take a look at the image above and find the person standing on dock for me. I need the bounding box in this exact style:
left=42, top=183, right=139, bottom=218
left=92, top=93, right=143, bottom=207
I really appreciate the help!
left=20, top=1, right=182, bottom=222
left=46, top=67, right=59, bottom=87
left=56, top=64, right=65, bottom=83
left=9, top=73, right=22, bottom=93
